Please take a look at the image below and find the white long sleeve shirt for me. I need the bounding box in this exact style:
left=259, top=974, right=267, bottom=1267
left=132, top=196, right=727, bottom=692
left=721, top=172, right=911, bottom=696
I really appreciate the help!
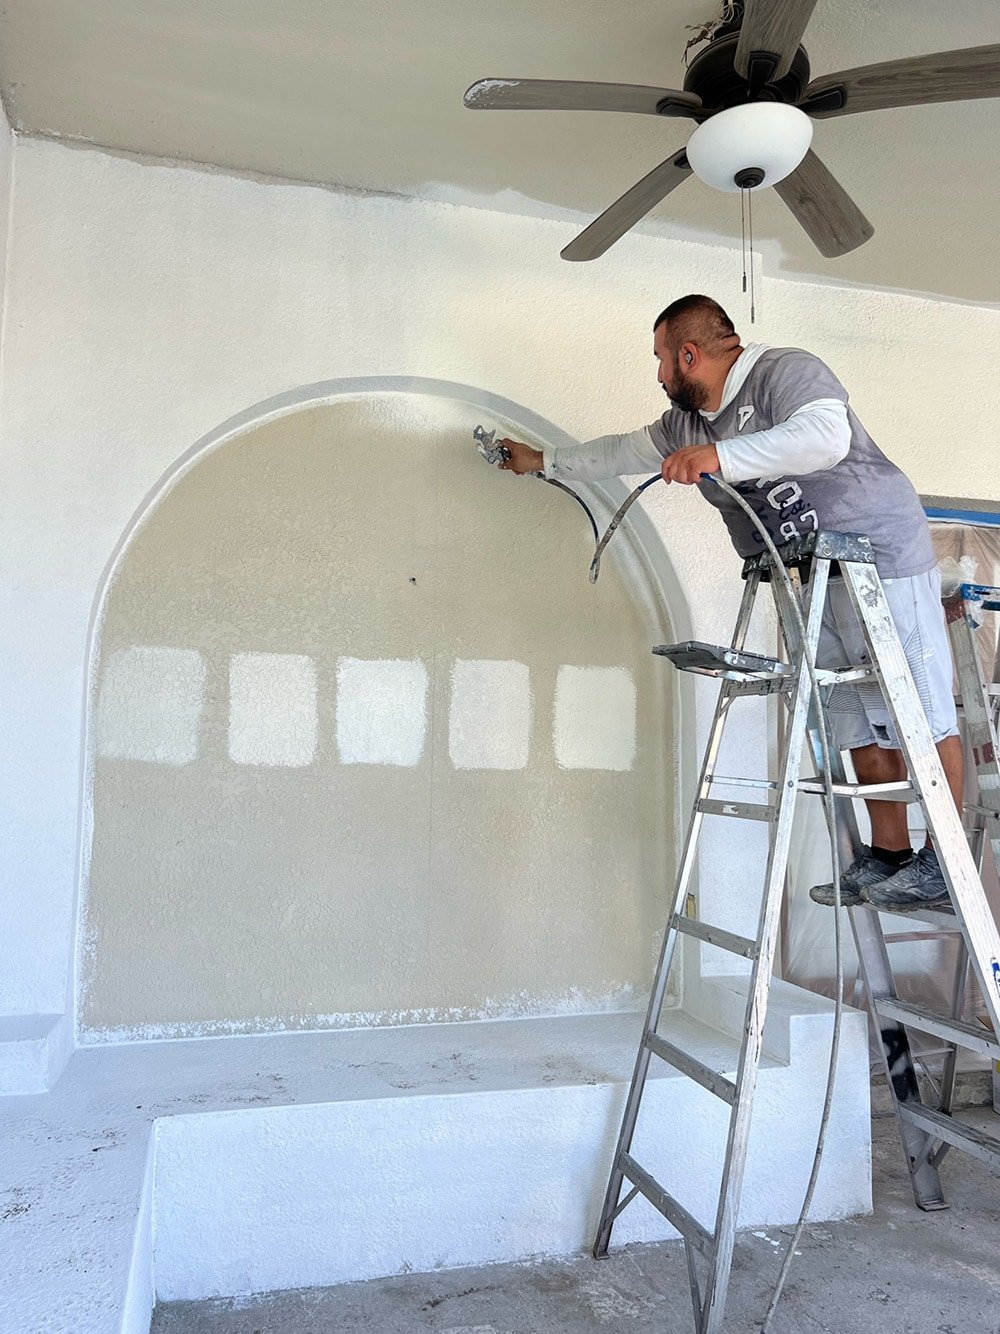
left=538, top=342, right=936, bottom=579
left=542, top=344, right=850, bottom=484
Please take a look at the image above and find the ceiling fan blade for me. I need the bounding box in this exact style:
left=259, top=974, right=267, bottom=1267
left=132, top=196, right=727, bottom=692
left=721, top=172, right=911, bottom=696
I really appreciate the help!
left=735, top=0, right=819, bottom=84
left=561, top=149, right=692, bottom=262
left=463, top=79, right=701, bottom=119
left=802, top=44, right=1000, bottom=118
left=773, top=149, right=874, bottom=258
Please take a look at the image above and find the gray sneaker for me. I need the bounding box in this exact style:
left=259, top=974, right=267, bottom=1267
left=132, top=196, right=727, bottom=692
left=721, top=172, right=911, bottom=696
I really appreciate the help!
left=809, top=846, right=908, bottom=908
left=864, top=847, right=950, bottom=911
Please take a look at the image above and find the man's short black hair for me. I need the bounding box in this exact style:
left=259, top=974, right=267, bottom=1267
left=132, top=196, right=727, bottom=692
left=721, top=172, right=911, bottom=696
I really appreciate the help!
left=653, top=294, right=739, bottom=358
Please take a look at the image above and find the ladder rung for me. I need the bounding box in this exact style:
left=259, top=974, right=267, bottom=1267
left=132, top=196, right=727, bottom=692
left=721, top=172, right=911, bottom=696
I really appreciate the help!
left=874, top=903, right=960, bottom=932
left=672, top=914, right=759, bottom=960
left=896, top=1104, right=1000, bottom=1171
left=872, top=998, right=1000, bottom=1059
left=814, top=665, right=877, bottom=686
left=619, top=1153, right=715, bottom=1257
left=696, top=797, right=774, bottom=822
left=796, top=779, right=918, bottom=802
left=645, top=1031, right=737, bottom=1105
left=709, top=776, right=776, bottom=791
left=726, top=676, right=792, bottom=697
left=964, top=802, right=1000, bottom=820
left=882, top=929, right=961, bottom=943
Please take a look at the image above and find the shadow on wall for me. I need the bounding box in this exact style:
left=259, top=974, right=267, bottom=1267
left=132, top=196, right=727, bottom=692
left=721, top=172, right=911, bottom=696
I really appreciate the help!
left=79, top=388, right=677, bottom=1041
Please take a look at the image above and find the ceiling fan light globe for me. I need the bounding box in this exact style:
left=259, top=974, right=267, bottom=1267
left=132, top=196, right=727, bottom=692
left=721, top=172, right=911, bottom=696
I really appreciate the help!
left=686, top=103, right=813, bottom=193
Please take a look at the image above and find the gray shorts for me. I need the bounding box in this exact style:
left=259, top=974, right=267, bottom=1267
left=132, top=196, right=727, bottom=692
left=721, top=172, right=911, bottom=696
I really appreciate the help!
left=818, top=568, right=959, bottom=751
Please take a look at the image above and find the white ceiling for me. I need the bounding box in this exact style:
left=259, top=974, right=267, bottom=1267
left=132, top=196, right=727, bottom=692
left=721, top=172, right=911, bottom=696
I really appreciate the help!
left=2, top=0, right=999, bottom=302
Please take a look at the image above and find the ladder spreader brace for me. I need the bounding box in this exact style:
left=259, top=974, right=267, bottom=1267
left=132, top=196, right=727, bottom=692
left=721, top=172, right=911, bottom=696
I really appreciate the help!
left=592, top=530, right=1000, bottom=1334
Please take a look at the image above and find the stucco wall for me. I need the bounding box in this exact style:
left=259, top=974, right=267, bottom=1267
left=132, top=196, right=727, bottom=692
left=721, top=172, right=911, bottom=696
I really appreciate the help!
left=82, top=393, right=672, bottom=1035
left=1, top=134, right=998, bottom=1029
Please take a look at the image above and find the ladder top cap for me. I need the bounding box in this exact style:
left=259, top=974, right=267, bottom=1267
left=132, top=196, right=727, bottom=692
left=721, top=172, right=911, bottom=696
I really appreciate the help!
left=741, top=530, right=875, bottom=579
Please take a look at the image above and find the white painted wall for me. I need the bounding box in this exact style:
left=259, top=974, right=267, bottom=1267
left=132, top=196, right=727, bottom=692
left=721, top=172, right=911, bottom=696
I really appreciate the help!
left=0, top=94, right=13, bottom=584
left=2, top=135, right=999, bottom=1025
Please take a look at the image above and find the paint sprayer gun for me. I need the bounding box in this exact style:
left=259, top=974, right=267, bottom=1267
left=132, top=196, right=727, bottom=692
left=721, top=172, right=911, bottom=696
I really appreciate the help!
left=472, top=423, right=683, bottom=582
left=472, top=424, right=510, bottom=468
left=474, top=424, right=618, bottom=576
left=473, top=424, right=545, bottom=477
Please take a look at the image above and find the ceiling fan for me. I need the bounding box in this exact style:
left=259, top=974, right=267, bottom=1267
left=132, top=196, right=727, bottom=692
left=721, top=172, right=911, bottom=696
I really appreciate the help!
left=463, top=0, right=1000, bottom=261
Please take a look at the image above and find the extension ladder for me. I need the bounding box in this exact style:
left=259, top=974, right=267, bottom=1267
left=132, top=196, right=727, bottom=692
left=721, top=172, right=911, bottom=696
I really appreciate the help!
left=934, top=582, right=1000, bottom=1118
left=946, top=582, right=1000, bottom=885
left=593, top=530, right=1000, bottom=1334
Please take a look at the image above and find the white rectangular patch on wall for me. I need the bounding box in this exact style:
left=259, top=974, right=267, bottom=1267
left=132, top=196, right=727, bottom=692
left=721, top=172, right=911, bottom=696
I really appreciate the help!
left=449, top=659, right=530, bottom=770
left=553, top=666, right=636, bottom=771
left=336, top=658, right=428, bottom=766
left=228, top=653, right=318, bottom=767
left=97, top=645, right=206, bottom=765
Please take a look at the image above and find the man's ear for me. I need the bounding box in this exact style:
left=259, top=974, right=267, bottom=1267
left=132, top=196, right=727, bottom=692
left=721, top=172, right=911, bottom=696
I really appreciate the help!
left=681, top=342, right=697, bottom=367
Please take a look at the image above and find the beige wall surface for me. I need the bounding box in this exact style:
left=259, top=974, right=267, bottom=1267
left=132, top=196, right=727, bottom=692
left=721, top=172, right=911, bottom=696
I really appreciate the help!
left=82, top=394, right=673, bottom=1035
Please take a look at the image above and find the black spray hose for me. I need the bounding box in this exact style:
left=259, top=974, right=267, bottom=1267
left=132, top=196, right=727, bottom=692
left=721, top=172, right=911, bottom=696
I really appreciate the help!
left=472, top=426, right=601, bottom=545
left=543, top=476, right=600, bottom=545
left=588, top=475, right=662, bottom=583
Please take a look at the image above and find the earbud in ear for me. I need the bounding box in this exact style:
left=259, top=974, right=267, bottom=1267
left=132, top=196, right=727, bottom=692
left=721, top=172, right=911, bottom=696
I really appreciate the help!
left=684, top=352, right=693, bottom=365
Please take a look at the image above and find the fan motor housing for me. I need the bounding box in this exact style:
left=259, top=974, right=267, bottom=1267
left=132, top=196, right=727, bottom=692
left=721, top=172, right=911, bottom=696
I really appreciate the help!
left=683, top=34, right=810, bottom=111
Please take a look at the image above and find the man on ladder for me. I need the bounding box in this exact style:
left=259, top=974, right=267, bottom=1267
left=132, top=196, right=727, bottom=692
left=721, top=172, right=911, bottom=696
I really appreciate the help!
left=499, top=292, right=960, bottom=912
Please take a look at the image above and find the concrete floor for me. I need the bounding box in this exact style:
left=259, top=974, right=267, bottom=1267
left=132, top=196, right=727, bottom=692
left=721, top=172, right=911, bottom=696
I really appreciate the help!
left=153, top=1111, right=1000, bottom=1334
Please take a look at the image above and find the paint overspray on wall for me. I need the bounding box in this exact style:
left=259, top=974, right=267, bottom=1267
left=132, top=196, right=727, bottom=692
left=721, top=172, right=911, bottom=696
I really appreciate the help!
left=554, top=666, right=637, bottom=772
left=229, top=652, right=318, bottom=767
left=97, top=645, right=206, bottom=764
left=82, top=392, right=674, bottom=1037
left=449, top=659, right=530, bottom=770
left=336, top=657, right=428, bottom=766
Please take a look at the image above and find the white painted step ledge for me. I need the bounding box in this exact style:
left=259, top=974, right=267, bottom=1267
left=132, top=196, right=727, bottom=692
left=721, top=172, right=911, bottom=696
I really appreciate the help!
left=0, top=1013, right=72, bottom=1095
left=0, top=994, right=870, bottom=1333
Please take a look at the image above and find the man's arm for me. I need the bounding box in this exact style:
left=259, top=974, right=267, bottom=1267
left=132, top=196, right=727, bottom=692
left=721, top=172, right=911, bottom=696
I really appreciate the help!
left=499, top=428, right=664, bottom=479
left=714, top=399, right=851, bottom=484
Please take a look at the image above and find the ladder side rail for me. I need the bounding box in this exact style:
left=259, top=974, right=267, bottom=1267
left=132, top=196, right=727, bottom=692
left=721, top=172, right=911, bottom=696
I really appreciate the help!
left=937, top=939, right=971, bottom=1123
left=698, top=558, right=831, bottom=1333
left=684, top=1240, right=704, bottom=1331
left=946, top=591, right=1000, bottom=877
left=592, top=574, right=762, bottom=1259
left=842, top=563, right=1000, bottom=1038
left=804, top=781, right=947, bottom=1207
left=774, top=563, right=811, bottom=981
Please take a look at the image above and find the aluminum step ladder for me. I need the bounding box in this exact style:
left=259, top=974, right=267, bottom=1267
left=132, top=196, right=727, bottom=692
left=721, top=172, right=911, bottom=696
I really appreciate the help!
left=592, top=530, right=1000, bottom=1334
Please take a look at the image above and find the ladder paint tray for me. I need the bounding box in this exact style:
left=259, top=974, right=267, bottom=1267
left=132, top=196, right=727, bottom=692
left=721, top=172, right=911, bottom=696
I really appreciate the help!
left=653, top=640, right=789, bottom=680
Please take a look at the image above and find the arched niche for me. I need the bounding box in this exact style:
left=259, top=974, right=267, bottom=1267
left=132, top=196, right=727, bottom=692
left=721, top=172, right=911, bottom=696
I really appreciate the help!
left=76, top=380, right=691, bottom=1039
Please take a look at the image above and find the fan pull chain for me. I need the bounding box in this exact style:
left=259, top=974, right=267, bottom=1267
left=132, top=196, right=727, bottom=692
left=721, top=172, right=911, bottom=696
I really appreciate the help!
left=748, top=185, right=756, bottom=324
left=739, top=186, right=755, bottom=324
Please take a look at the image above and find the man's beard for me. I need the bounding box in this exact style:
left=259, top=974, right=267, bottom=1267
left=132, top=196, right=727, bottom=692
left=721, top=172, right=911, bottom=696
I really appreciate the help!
left=664, top=370, right=709, bottom=415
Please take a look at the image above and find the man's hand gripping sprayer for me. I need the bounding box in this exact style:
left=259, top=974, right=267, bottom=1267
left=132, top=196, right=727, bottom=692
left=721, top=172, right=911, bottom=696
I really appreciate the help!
left=474, top=424, right=667, bottom=583
left=474, top=425, right=600, bottom=553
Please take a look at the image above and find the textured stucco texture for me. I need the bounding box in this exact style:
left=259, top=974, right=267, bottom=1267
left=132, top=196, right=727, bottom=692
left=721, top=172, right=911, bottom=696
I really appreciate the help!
left=4, top=132, right=999, bottom=1025
left=83, top=394, right=672, bottom=1035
